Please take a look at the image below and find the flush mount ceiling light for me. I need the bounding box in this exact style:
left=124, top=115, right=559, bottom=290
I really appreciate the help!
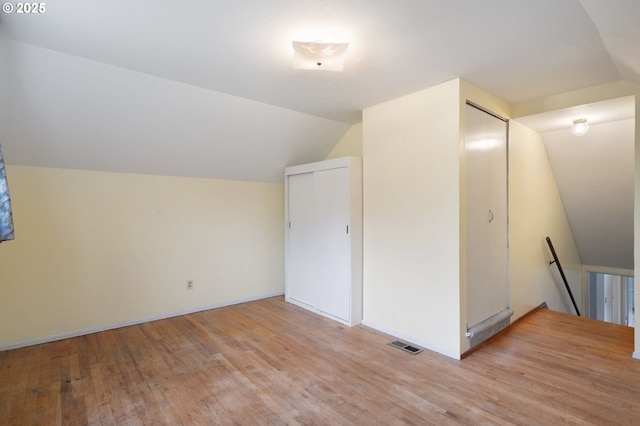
left=571, top=118, right=589, bottom=136
left=292, top=41, right=349, bottom=71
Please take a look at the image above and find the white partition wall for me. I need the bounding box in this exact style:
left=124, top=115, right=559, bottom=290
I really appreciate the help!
left=362, top=80, right=463, bottom=358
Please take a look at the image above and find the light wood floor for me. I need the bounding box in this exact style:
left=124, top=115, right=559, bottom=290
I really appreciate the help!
left=1, top=296, right=639, bottom=425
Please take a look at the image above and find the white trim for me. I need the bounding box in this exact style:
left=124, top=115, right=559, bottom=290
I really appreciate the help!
left=286, top=296, right=360, bottom=327
left=284, top=156, right=355, bottom=176
left=0, top=292, right=284, bottom=352
left=633, top=352, right=640, bottom=360
left=361, top=320, right=461, bottom=360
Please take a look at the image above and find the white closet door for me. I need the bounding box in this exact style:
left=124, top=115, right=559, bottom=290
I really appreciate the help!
left=287, top=172, right=317, bottom=307
left=487, top=112, right=508, bottom=318
left=466, top=104, right=508, bottom=328
left=313, top=167, right=351, bottom=321
left=285, top=157, right=362, bottom=326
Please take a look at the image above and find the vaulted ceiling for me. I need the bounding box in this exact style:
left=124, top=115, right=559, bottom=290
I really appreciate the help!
left=0, top=0, right=639, bottom=268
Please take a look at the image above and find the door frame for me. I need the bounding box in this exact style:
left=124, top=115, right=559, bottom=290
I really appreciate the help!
left=582, top=264, right=634, bottom=324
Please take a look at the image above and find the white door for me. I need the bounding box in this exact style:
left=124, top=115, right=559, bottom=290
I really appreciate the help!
left=465, top=104, right=508, bottom=328
left=604, top=274, right=625, bottom=325
left=313, top=167, right=351, bottom=321
left=287, top=172, right=317, bottom=307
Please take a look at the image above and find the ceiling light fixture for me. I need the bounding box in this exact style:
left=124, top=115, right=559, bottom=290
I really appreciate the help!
left=292, top=41, right=349, bottom=71
left=571, top=118, right=589, bottom=136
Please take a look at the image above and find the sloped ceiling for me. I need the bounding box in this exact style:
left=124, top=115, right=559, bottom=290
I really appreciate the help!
left=544, top=118, right=635, bottom=270
left=0, top=1, right=639, bottom=268
left=516, top=97, right=636, bottom=270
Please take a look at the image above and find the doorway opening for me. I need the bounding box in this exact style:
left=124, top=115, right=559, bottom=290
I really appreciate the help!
left=586, top=272, right=634, bottom=327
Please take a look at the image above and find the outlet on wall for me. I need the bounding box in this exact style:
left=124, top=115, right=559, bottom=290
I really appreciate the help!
left=187, top=280, right=194, bottom=290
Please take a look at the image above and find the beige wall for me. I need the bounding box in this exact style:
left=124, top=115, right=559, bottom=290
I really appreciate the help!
left=363, top=79, right=463, bottom=358
left=509, top=121, right=582, bottom=318
left=325, top=122, right=363, bottom=160
left=0, top=166, right=284, bottom=349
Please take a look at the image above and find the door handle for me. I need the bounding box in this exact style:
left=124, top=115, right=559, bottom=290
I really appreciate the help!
left=488, top=209, right=494, bottom=223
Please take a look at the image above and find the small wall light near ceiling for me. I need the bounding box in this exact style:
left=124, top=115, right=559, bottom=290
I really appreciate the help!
left=571, top=118, right=589, bottom=136
left=292, top=41, right=349, bottom=71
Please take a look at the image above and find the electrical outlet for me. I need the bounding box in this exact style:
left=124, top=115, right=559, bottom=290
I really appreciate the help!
left=187, top=280, right=194, bottom=290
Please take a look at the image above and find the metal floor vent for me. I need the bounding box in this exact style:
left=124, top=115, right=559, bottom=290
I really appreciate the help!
left=388, top=340, right=423, bottom=355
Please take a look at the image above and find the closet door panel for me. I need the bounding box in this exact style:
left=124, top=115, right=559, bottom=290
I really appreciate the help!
left=487, top=115, right=508, bottom=319
left=466, top=106, right=492, bottom=327
left=287, top=172, right=317, bottom=307
left=313, top=167, right=351, bottom=321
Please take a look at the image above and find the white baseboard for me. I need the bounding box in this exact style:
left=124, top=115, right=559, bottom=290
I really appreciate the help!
left=361, top=320, right=461, bottom=360
left=0, top=292, right=284, bottom=352
left=633, top=351, right=640, bottom=360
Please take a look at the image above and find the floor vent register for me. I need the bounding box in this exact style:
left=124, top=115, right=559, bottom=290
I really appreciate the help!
left=388, top=340, right=423, bottom=355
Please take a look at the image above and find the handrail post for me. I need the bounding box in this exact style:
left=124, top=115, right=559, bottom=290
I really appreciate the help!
left=546, top=237, right=581, bottom=316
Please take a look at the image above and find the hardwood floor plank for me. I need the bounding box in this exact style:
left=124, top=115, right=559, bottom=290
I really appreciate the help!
left=1, top=297, right=639, bottom=425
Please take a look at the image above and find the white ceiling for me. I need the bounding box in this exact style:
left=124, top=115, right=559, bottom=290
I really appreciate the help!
left=2, top=0, right=630, bottom=124
left=0, top=0, right=639, bottom=269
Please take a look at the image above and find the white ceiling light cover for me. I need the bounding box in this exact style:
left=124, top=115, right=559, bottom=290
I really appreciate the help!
left=292, top=41, right=349, bottom=71
left=571, top=118, right=589, bottom=136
